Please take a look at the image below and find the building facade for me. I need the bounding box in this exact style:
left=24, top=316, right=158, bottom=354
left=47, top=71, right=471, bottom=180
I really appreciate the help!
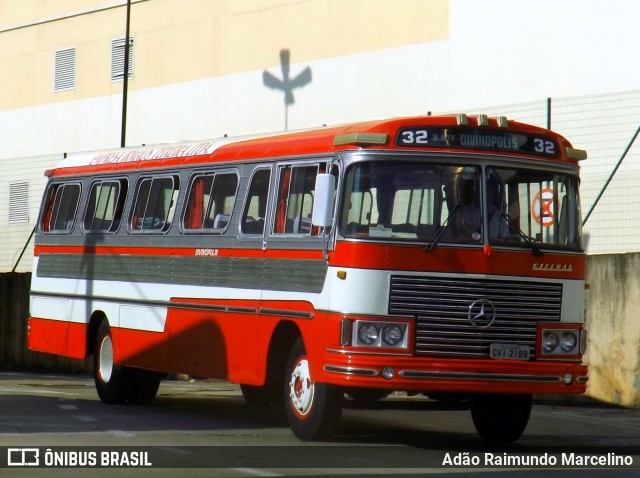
left=1, top=0, right=640, bottom=271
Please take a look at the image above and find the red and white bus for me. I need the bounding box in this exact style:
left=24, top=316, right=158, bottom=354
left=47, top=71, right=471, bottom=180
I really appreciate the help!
left=29, top=114, right=588, bottom=443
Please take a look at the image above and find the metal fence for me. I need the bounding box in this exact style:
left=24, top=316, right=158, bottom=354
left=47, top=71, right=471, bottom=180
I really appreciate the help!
left=458, top=90, right=640, bottom=254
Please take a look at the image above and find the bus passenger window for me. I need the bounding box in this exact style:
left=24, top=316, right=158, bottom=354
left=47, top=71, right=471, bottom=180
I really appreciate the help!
left=273, top=164, right=319, bottom=235
left=41, top=182, right=81, bottom=233
left=241, top=168, right=271, bottom=235
left=130, top=176, right=179, bottom=233
left=83, top=180, right=127, bottom=233
left=183, top=172, right=239, bottom=233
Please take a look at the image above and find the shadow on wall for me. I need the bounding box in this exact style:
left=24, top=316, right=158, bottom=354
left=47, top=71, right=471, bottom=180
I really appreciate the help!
left=263, top=49, right=312, bottom=131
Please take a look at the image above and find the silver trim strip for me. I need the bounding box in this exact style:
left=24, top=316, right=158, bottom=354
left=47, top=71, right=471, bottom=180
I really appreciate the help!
left=399, top=370, right=561, bottom=383
left=324, top=365, right=379, bottom=377
left=258, top=308, right=314, bottom=319
left=325, top=347, right=413, bottom=357
left=30, top=291, right=261, bottom=314
left=31, top=291, right=317, bottom=320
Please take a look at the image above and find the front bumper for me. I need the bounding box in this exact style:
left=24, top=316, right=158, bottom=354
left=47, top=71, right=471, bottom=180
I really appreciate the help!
left=322, top=353, right=588, bottom=395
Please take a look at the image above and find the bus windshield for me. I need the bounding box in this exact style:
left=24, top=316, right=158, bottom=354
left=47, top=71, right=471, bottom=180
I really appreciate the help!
left=339, top=160, right=582, bottom=251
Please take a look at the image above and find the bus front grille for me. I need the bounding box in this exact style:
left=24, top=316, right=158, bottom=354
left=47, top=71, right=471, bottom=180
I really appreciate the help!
left=388, top=276, right=563, bottom=359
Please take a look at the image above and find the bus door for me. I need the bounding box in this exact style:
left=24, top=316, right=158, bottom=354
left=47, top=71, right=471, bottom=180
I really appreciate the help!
left=259, top=159, right=337, bottom=370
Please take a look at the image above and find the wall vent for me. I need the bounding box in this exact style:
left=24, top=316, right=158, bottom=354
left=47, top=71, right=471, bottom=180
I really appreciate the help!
left=9, top=181, right=29, bottom=223
left=54, top=47, right=76, bottom=91
left=111, top=37, right=134, bottom=82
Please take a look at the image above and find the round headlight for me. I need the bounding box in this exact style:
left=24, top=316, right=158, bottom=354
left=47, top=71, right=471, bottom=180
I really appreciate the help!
left=560, top=332, right=577, bottom=353
left=381, top=324, right=404, bottom=346
left=542, top=331, right=558, bottom=353
left=358, top=323, right=379, bottom=345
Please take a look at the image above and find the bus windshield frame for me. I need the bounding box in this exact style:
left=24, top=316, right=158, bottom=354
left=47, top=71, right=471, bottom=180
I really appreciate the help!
left=338, top=156, right=583, bottom=252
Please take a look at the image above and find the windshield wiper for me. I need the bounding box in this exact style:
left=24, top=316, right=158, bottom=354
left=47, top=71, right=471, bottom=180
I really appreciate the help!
left=424, top=203, right=462, bottom=252
left=501, top=214, right=544, bottom=257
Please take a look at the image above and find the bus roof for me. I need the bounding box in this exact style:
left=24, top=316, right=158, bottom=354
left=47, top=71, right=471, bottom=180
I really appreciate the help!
left=46, top=114, right=586, bottom=177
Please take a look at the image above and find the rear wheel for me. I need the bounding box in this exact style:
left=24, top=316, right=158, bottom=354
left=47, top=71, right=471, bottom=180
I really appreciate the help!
left=125, top=367, right=163, bottom=405
left=285, top=336, right=342, bottom=441
left=470, top=394, right=532, bottom=443
left=93, top=320, right=162, bottom=405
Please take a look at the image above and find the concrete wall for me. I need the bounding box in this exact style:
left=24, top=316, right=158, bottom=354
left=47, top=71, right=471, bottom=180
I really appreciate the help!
left=585, top=254, right=640, bottom=407
left=0, top=272, right=90, bottom=373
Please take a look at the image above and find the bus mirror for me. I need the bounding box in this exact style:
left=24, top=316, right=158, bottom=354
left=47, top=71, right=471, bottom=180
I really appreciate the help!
left=312, top=173, right=335, bottom=228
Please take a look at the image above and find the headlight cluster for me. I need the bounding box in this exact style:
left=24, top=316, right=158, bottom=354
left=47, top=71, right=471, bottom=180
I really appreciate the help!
left=541, top=328, right=580, bottom=355
left=352, top=320, right=409, bottom=349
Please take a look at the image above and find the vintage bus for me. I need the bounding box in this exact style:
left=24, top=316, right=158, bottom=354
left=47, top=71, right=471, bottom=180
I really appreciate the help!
left=28, top=114, right=588, bottom=443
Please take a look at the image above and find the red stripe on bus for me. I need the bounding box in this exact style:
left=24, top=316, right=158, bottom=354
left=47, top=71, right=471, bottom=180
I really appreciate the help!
left=331, top=242, right=585, bottom=278
left=34, top=245, right=323, bottom=260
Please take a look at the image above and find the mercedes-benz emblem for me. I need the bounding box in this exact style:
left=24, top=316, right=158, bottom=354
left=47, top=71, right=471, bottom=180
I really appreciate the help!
left=468, top=298, right=496, bottom=328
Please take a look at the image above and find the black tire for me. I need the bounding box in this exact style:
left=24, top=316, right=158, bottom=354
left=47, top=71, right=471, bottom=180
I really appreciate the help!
left=93, top=320, right=162, bottom=405
left=470, top=394, right=532, bottom=444
left=125, top=367, right=163, bottom=405
left=284, top=336, right=342, bottom=441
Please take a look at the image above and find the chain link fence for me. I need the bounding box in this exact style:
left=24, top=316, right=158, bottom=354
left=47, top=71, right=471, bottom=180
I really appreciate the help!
left=457, top=90, right=640, bottom=254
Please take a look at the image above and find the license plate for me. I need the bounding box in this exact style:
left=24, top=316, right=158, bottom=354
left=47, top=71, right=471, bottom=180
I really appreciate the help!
left=490, top=343, right=530, bottom=361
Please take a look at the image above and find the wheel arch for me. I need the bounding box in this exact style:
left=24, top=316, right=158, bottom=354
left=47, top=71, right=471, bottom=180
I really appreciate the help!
left=262, top=320, right=301, bottom=386
left=86, top=310, right=108, bottom=356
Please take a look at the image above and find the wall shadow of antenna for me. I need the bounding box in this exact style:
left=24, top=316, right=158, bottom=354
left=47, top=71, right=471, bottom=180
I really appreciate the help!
left=263, top=49, right=312, bottom=131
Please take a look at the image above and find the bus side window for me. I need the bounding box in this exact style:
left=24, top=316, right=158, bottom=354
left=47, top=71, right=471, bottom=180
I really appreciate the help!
left=241, top=168, right=271, bottom=235
left=41, top=182, right=81, bottom=233
left=83, top=179, right=127, bottom=233
left=184, top=175, right=214, bottom=230
left=130, top=175, right=179, bottom=233
left=183, top=171, right=239, bottom=233
left=273, top=164, right=319, bottom=235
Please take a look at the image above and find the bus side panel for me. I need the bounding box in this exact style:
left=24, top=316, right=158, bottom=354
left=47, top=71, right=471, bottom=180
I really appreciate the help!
left=114, top=327, right=169, bottom=372
left=116, top=303, right=169, bottom=371
left=164, top=300, right=261, bottom=382
left=27, top=317, right=87, bottom=359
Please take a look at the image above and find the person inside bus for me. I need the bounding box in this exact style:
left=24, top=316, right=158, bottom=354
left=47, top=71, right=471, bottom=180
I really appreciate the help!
left=456, top=169, right=482, bottom=240
left=456, top=168, right=508, bottom=240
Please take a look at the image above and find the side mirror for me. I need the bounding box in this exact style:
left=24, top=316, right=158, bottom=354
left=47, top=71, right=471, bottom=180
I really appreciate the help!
left=312, top=173, right=335, bottom=228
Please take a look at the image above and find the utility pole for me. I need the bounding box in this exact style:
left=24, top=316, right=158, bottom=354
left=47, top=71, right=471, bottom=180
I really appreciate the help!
left=120, top=0, right=132, bottom=147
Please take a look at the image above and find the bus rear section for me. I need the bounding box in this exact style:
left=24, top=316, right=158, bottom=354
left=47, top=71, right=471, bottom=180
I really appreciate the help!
left=28, top=115, right=588, bottom=444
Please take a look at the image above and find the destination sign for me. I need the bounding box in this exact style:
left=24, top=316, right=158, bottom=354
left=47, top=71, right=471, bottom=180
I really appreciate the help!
left=395, top=127, right=558, bottom=157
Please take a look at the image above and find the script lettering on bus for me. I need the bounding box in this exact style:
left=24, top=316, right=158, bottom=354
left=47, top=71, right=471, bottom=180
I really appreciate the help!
left=532, top=263, right=573, bottom=272
left=90, top=142, right=217, bottom=165
left=194, top=248, right=219, bottom=257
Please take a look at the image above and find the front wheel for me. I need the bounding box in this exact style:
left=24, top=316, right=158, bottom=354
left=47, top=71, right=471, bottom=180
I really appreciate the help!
left=93, top=320, right=162, bottom=405
left=470, top=394, right=532, bottom=444
left=284, top=337, right=342, bottom=441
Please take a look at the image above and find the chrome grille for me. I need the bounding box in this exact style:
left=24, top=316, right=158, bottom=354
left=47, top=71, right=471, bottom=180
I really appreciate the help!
left=389, top=276, right=563, bottom=358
